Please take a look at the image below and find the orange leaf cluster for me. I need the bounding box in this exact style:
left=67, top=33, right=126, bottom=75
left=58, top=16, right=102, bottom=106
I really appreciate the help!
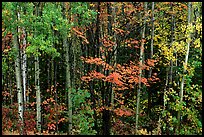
left=85, top=57, right=104, bottom=65
left=125, top=38, right=139, bottom=48
left=141, top=77, right=149, bottom=86
left=72, top=27, right=89, bottom=44
left=81, top=76, right=92, bottom=83
left=100, top=47, right=105, bottom=53
left=102, top=63, right=114, bottom=71
left=146, top=59, right=157, bottom=67
left=81, top=70, right=106, bottom=83
left=47, top=123, right=56, bottom=130
left=2, top=32, right=12, bottom=52
left=94, top=106, right=105, bottom=112
left=99, top=13, right=111, bottom=18
left=180, top=3, right=188, bottom=10
left=102, top=36, right=115, bottom=48
left=57, top=118, right=65, bottom=124
left=42, top=98, right=56, bottom=105
left=81, top=56, right=158, bottom=90
left=148, top=73, right=160, bottom=84
left=81, top=56, right=114, bottom=71
left=106, top=72, right=123, bottom=86
left=89, top=70, right=106, bottom=79
left=114, top=28, right=129, bottom=36
left=114, top=108, right=133, bottom=117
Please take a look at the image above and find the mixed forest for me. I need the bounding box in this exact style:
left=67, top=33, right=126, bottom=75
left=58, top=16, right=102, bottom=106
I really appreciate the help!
left=2, top=2, right=202, bottom=135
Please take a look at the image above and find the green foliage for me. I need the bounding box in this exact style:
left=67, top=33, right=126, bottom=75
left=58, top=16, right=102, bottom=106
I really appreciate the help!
left=71, top=88, right=90, bottom=108
left=2, top=2, right=202, bottom=135
left=70, top=88, right=96, bottom=135
left=71, top=2, right=97, bottom=26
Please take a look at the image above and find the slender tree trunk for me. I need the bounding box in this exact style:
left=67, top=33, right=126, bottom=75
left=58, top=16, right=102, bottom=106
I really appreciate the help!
left=35, top=55, right=41, bottom=133
left=102, top=2, right=113, bottom=135
left=34, top=3, right=41, bottom=133
left=110, top=3, right=118, bottom=135
left=54, top=60, right=59, bottom=134
left=9, top=74, right=13, bottom=105
left=62, top=3, right=72, bottom=133
left=111, top=2, right=118, bottom=99
left=148, top=2, right=154, bottom=118
left=13, top=3, right=24, bottom=135
left=17, top=3, right=27, bottom=107
left=14, top=24, right=24, bottom=135
left=177, top=2, right=192, bottom=133
left=27, top=58, right=31, bottom=104
left=47, top=57, right=50, bottom=89
left=71, top=37, right=77, bottom=90
left=51, top=58, right=54, bottom=86
left=149, top=2, right=154, bottom=78
left=107, top=2, right=112, bottom=36
left=159, top=68, right=169, bottom=134
left=22, top=27, right=27, bottom=105
left=64, top=36, right=72, bottom=135
left=135, top=2, right=147, bottom=135
left=169, top=2, right=175, bottom=89
left=84, top=24, right=98, bottom=134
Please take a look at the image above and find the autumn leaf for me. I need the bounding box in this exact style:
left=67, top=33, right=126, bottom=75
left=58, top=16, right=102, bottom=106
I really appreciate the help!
left=114, top=108, right=133, bottom=117
left=72, top=27, right=89, bottom=44
left=106, top=72, right=123, bottom=86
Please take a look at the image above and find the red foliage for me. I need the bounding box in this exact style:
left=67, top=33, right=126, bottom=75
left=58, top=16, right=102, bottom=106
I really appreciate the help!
left=2, top=103, right=36, bottom=133
left=114, top=108, right=133, bottom=117
left=81, top=56, right=159, bottom=90
left=106, top=72, right=123, bottom=86
left=41, top=96, right=67, bottom=133
left=112, top=119, right=133, bottom=135
left=72, top=27, right=89, bottom=44
left=2, top=32, right=12, bottom=52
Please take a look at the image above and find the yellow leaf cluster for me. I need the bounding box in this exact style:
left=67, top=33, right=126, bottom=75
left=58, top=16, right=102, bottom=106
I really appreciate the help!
left=193, top=38, right=201, bottom=49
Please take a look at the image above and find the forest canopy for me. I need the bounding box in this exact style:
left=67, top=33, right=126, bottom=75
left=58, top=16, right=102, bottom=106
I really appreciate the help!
left=2, top=2, right=202, bottom=135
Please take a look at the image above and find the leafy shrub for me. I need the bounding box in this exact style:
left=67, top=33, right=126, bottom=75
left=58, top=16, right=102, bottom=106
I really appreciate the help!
left=71, top=88, right=97, bottom=135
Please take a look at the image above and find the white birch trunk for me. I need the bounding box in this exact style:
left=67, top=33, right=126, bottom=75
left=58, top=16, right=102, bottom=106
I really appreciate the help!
left=177, top=2, right=192, bottom=132
left=15, top=4, right=24, bottom=134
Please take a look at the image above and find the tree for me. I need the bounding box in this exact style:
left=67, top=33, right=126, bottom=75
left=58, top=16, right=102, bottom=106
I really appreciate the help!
left=2, top=2, right=202, bottom=135
left=177, top=2, right=192, bottom=132
left=34, top=2, right=42, bottom=133
left=12, top=3, right=24, bottom=134
left=135, top=2, right=147, bottom=135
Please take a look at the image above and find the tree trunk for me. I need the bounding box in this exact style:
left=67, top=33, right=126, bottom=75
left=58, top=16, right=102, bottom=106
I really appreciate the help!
left=13, top=17, right=24, bottom=136
left=64, top=36, right=72, bottom=135
left=135, top=2, right=147, bottom=135
left=147, top=2, right=155, bottom=118
left=35, top=55, right=41, bottom=133
left=71, top=37, right=77, bottom=90
left=17, top=4, right=27, bottom=109
left=110, top=3, right=118, bottom=135
left=169, top=2, right=175, bottom=89
left=61, top=3, right=72, bottom=134
left=62, top=4, right=73, bottom=133
left=34, top=3, right=41, bottom=133
left=54, top=60, right=59, bottom=134
left=13, top=3, right=24, bottom=135
left=160, top=68, right=169, bottom=134
left=177, top=2, right=192, bottom=133
left=21, top=27, right=27, bottom=105
left=51, top=58, right=54, bottom=87
left=47, top=57, right=50, bottom=90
